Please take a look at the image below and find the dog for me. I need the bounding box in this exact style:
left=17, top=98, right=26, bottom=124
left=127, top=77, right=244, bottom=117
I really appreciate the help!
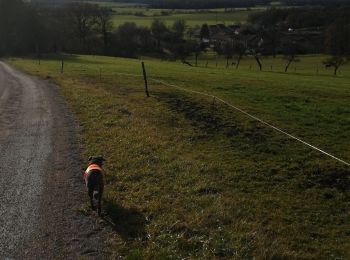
left=83, top=156, right=106, bottom=215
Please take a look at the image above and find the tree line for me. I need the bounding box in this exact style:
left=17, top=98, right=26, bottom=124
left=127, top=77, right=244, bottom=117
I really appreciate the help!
left=0, top=0, right=349, bottom=74
left=109, top=0, right=350, bottom=9
left=0, top=0, right=196, bottom=60
left=247, top=7, right=350, bottom=74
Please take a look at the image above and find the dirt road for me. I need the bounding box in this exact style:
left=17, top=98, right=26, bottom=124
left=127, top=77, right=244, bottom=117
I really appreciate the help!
left=0, top=62, right=113, bottom=259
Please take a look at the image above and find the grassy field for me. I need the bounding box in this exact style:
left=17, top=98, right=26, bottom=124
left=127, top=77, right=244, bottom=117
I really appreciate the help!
left=110, top=11, right=254, bottom=28
left=8, top=54, right=350, bottom=259
left=90, top=1, right=260, bottom=27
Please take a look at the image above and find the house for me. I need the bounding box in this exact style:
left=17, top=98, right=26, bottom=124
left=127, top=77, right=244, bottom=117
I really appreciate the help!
left=193, top=23, right=241, bottom=43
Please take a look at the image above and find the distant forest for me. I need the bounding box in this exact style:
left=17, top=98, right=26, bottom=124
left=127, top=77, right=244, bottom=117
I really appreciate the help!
left=32, top=0, right=350, bottom=9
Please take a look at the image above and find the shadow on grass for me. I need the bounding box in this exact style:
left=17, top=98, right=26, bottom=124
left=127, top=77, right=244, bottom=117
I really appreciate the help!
left=154, top=91, right=276, bottom=152
left=307, top=166, right=350, bottom=192
left=29, top=53, right=108, bottom=65
left=103, top=200, right=146, bottom=241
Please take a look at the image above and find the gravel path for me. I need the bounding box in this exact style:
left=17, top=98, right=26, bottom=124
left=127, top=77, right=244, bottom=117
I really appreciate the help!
left=0, top=62, right=115, bottom=259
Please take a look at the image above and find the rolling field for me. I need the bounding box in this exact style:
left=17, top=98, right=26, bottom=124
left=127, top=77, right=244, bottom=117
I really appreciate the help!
left=110, top=10, right=255, bottom=27
left=90, top=1, right=260, bottom=27
left=8, top=54, right=350, bottom=259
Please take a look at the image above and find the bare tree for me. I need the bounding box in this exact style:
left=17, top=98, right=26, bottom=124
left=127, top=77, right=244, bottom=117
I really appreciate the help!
left=281, top=40, right=299, bottom=72
left=68, top=3, right=99, bottom=53
left=324, top=18, right=350, bottom=76
left=323, top=56, right=347, bottom=76
left=96, top=7, right=113, bottom=55
left=247, top=36, right=263, bottom=71
left=232, top=40, right=246, bottom=69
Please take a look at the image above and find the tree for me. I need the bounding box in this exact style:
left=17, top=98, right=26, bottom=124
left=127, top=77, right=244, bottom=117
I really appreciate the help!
left=0, top=0, right=43, bottom=56
left=200, top=24, right=210, bottom=41
left=324, top=18, right=350, bottom=75
left=214, top=41, right=234, bottom=68
left=68, top=3, right=100, bottom=53
left=42, top=6, right=70, bottom=53
left=96, top=7, right=113, bottom=55
left=172, top=19, right=186, bottom=39
left=281, top=40, right=299, bottom=72
left=262, top=27, right=280, bottom=58
left=138, top=26, right=153, bottom=53
left=246, top=36, right=263, bottom=71
left=232, top=40, right=246, bottom=69
left=223, top=41, right=234, bottom=68
left=112, top=22, right=140, bottom=58
left=193, top=42, right=206, bottom=66
left=174, top=40, right=206, bottom=66
left=151, top=19, right=168, bottom=51
left=323, top=56, right=347, bottom=76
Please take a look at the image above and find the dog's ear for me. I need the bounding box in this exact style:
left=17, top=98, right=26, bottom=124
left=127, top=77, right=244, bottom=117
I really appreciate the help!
left=88, top=156, right=93, bottom=161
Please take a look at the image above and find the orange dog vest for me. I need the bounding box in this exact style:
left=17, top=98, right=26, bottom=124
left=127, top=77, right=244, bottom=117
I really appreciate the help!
left=84, top=164, right=105, bottom=178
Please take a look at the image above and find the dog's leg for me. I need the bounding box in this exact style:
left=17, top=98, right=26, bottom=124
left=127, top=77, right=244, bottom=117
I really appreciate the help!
left=97, top=190, right=102, bottom=216
left=88, top=190, right=95, bottom=210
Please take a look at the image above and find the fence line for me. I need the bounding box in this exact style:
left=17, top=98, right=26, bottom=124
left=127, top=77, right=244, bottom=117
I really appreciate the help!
left=150, top=78, right=350, bottom=167
left=66, top=66, right=350, bottom=167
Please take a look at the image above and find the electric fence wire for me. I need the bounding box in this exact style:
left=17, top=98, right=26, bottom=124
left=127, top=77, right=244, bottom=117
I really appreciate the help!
left=111, top=71, right=350, bottom=167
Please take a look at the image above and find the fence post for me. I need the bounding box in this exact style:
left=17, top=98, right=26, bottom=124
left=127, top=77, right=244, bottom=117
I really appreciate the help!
left=37, top=52, right=41, bottom=66
left=141, top=62, right=150, bottom=97
left=61, top=58, right=64, bottom=73
left=211, top=96, right=216, bottom=115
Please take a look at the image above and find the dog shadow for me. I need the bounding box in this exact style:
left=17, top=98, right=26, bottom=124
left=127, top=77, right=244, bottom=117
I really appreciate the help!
left=102, top=201, right=147, bottom=241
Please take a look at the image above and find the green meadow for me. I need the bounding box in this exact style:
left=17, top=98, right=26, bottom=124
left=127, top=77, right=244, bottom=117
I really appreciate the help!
left=111, top=10, right=256, bottom=27
left=8, top=54, right=350, bottom=259
left=90, top=1, right=260, bottom=27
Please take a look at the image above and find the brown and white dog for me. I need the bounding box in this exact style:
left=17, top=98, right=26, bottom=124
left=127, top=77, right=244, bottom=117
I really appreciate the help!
left=83, top=156, right=106, bottom=215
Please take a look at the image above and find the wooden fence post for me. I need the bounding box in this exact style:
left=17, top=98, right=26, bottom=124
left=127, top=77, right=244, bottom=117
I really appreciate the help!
left=37, top=52, right=41, bottom=66
left=61, top=58, right=64, bottom=73
left=211, top=96, right=216, bottom=115
left=141, top=62, right=150, bottom=97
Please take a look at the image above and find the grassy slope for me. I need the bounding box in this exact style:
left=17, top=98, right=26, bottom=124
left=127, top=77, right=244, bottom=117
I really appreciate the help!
left=8, top=54, right=350, bottom=259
